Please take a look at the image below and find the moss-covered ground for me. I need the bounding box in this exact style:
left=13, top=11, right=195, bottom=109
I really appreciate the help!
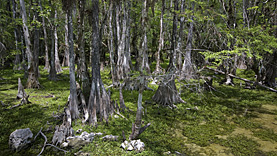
left=0, top=66, right=277, bottom=156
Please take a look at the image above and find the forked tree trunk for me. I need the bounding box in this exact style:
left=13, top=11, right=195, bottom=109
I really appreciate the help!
left=87, top=0, right=112, bottom=126
left=20, top=0, right=40, bottom=89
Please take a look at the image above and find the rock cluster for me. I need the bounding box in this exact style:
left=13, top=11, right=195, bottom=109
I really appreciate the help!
left=9, top=128, right=33, bottom=152
left=61, top=131, right=98, bottom=148
left=120, top=139, right=145, bottom=152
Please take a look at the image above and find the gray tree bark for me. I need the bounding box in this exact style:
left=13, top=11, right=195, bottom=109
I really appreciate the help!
left=33, top=0, right=40, bottom=81
left=167, top=0, right=178, bottom=71
left=13, top=0, right=21, bottom=70
left=177, top=0, right=185, bottom=71
left=87, top=0, right=112, bottom=126
left=108, top=1, right=118, bottom=86
left=154, top=0, right=165, bottom=75
left=54, top=9, right=63, bottom=73
left=62, top=13, right=70, bottom=67
left=39, top=0, right=50, bottom=71
left=49, top=2, right=57, bottom=80
left=68, top=5, right=80, bottom=120
left=139, top=0, right=150, bottom=73
left=77, top=0, right=90, bottom=103
left=181, top=1, right=195, bottom=80
left=20, top=0, right=40, bottom=88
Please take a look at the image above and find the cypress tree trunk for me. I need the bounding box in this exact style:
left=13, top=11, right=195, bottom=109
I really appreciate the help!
left=54, top=9, right=63, bottom=73
left=108, top=1, right=118, bottom=86
left=68, top=6, right=80, bottom=120
left=33, top=0, right=40, bottom=81
left=77, top=0, right=90, bottom=103
left=39, top=0, right=50, bottom=71
left=139, top=0, right=150, bottom=73
left=167, top=0, right=178, bottom=71
left=154, top=0, right=165, bottom=74
left=20, top=0, right=40, bottom=88
left=49, top=1, right=57, bottom=80
left=181, top=1, right=195, bottom=80
left=88, top=0, right=112, bottom=126
left=13, top=0, right=21, bottom=70
left=62, top=13, right=70, bottom=67
left=177, top=0, right=185, bottom=71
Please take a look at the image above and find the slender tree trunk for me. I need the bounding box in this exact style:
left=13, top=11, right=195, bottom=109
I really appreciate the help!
left=33, top=0, right=40, bottom=80
left=177, top=0, right=185, bottom=71
left=154, top=0, right=165, bottom=74
left=62, top=13, right=70, bottom=67
left=39, top=0, right=50, bottom=71
left=125, top=0, right=132, bottom=71
left=139, top=0, right=150, bottom=73
left=13, top=0, right=21, bottom=70
left=167, top=0, right=178, bottom=71
left=49, top=2, right=57, bottom=80
left=68, top=7, right=80, bottom=120
left=49, top=27, right=57, bottom=80
left=54, top=9, right=63, bottom=73
left=116, top=0, right=124, bottom=79
left=108, top=1, right=118, bottom=86
left=122, top=0, right=131, bottom=77
left=181, top=1, right=195, bottom=80
left=20, top=0, right=40, bottom=88
left=129, top=75, right=144, bottom=140
left=77, top=0, right=90, bottom=103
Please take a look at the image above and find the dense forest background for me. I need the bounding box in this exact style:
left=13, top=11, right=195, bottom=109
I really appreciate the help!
left=0, top=0, right=277, bottom=155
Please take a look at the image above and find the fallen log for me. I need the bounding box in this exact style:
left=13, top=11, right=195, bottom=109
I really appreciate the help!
left=204, top=66, right=277, bottom=93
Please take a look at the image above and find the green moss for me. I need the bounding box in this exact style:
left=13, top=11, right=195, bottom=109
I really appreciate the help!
left=253, top=128, right=277, bottom=143
left=1, top=66, right=277, bottom=155
left=218, top=135, right=260, bottom=156
left=182, top=122, right=234, bottom=146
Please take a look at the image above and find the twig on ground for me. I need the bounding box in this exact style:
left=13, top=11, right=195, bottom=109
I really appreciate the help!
left=34, top=127, right=68, bottom=156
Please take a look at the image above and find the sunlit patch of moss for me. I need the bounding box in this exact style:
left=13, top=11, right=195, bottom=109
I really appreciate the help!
left=182, top=122, right=235, bottom=147
left=233, top=116, right=262, bottom=129
left=253, top=128, right=277, bottom=143
left=217, top=135, right=261, bottom=156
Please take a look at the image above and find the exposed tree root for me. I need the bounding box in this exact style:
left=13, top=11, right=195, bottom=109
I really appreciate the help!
left=152, top=75, right=184, bottom=107
left=16, top=78, right=31, bottom=105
